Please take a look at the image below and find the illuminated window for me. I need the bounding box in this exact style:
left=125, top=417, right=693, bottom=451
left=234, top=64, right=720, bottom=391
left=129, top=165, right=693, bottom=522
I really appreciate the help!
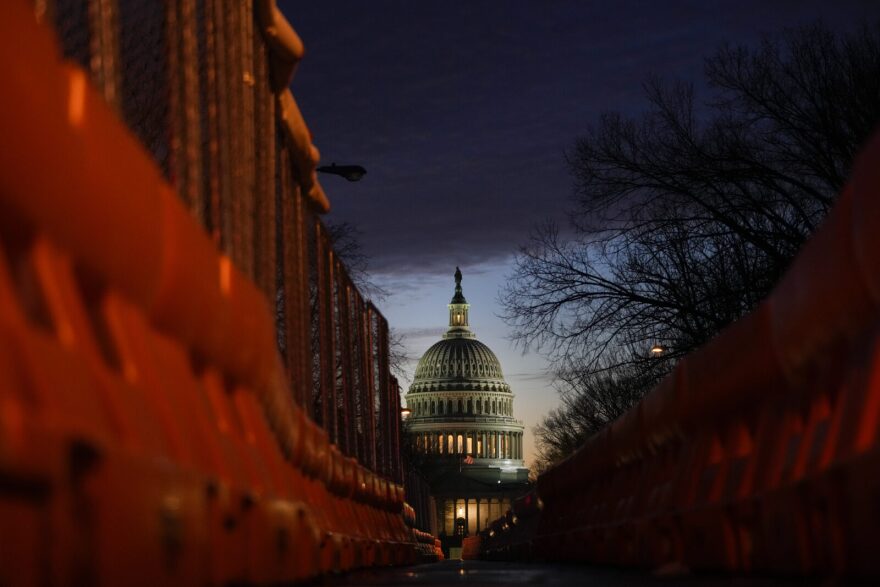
left=457, top=434, right=463, bottom=453
left=466, top=436, right=473, bottom=454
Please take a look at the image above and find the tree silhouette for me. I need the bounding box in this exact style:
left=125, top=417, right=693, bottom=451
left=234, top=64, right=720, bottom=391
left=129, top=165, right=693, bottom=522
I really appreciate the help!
left=502, top=23, right=880, bottom=471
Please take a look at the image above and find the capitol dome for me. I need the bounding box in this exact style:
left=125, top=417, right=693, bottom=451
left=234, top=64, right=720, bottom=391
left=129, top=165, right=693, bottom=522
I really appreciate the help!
left=410, top=337, right=510, bottom=394
left=404, top=267, right=528, bottom=543
left=404, top=266, right=525, bottom=464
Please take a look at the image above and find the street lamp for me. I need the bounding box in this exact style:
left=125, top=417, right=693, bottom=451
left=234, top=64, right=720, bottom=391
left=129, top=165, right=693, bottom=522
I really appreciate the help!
left=650, top=344, right=667, bottom=355
left=400, top=407, right=412, bottom=419
left=316, top=163, right=367, bottom=182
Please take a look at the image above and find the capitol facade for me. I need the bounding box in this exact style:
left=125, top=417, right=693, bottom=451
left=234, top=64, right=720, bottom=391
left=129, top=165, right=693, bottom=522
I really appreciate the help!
left=405, top=268, right=529, bottom=545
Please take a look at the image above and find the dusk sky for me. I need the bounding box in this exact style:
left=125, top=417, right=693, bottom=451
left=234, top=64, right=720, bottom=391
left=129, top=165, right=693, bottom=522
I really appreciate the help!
left=281, top=0, right=878, bottom=467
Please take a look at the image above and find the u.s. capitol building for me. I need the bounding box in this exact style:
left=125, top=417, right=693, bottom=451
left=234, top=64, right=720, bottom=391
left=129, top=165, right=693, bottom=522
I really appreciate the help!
left=404, top=268, right=529, bottom=546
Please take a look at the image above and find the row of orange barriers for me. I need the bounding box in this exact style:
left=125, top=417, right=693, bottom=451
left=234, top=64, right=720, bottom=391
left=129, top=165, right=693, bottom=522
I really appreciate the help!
left=402, top=503, right=443, bottom=562
left=0, top=2, right=423, bottom=584
left=478, top=491, right=541, bottom=560
left=479, top=132, right=880, bottom=578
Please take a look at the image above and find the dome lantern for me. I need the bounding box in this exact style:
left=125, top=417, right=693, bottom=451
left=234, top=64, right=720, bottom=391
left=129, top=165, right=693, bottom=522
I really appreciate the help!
left=446, top=266, right=475, bottom=339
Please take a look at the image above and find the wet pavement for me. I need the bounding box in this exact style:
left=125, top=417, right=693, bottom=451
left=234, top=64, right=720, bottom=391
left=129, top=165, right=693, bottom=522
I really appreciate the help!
left=327, top=560, right=842, bottom=586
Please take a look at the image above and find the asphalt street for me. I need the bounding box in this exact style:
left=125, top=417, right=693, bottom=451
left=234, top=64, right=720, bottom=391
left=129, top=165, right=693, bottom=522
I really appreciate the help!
left=326, top=559, right=845, bottom=586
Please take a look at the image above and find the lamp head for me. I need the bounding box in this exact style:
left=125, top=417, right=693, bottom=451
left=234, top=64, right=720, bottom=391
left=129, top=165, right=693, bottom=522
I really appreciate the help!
left=317, top=163, right=367, bottom=182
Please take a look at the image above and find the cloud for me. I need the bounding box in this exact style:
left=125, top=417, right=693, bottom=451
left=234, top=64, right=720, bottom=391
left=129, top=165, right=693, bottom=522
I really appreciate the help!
left=505, top=372, right=554, bottom=383
left=394, top=326, right=445, bottom=340
left=290, top=0, right=874, bottom=281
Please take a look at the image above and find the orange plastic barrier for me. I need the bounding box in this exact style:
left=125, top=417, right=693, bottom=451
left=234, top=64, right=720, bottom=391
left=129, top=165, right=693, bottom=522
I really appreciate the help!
left=461, top=536, right=481, bottom=560
left=0, top=1, right=415, bottom=585
left=482, top=133, right=880, bottom=579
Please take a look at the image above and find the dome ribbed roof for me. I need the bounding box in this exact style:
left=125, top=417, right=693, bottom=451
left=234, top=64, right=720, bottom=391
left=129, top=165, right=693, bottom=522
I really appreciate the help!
left=409, top=337, right=510, bottom=394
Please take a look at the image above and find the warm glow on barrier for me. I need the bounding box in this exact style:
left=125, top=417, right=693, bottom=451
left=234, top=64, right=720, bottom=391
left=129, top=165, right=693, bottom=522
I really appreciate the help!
left=219, top=256, right=232, bottom=295
left=67, top=68, right=86, bottom=126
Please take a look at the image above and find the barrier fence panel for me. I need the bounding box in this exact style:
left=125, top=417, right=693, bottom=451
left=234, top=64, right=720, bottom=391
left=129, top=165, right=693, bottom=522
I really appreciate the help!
left=0, top=0, right=431, bottom=583
left=51, top=0, right=413, bottom=475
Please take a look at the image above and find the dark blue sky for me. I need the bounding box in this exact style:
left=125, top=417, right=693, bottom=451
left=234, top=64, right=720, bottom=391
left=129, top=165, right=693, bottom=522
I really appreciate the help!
left=282, top=0, right=877, bottom=274
left=279, top=0, right=879, bottom=466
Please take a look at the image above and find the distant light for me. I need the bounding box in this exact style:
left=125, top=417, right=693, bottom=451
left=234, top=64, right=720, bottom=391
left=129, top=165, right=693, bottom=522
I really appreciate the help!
left=458, top=507, right=464, bottom=517
left=400, top=407, right=412, bottom=419
left=650, top=344, right=666, bottom=355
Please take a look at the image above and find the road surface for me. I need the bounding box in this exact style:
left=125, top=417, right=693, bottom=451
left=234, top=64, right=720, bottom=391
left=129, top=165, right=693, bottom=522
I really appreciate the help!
left=327, top=559, right=837, bottom=586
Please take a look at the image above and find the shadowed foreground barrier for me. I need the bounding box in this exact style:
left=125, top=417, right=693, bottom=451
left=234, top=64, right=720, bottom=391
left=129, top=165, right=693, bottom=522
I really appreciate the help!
left=479, top=131, right=880, bottom=578
left=0, top=1, right=436, bottom=584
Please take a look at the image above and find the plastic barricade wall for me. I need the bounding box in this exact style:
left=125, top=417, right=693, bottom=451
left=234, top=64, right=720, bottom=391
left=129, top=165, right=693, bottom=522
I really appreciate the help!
left=0, top=1, right=420, bottom=584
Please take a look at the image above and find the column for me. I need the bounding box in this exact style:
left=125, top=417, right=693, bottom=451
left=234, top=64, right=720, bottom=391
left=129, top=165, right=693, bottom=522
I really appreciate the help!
left=476, top=498, right=481, bottom=532
left=495, top=432, right=500, bottom=459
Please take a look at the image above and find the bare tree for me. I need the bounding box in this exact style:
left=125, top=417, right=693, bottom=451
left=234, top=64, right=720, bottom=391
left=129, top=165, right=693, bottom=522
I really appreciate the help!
left=532, top=351, right=663, bottom=473
left=323, top=223, right=410, bottom=380
left=507, top=23, right=880, bottom=472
